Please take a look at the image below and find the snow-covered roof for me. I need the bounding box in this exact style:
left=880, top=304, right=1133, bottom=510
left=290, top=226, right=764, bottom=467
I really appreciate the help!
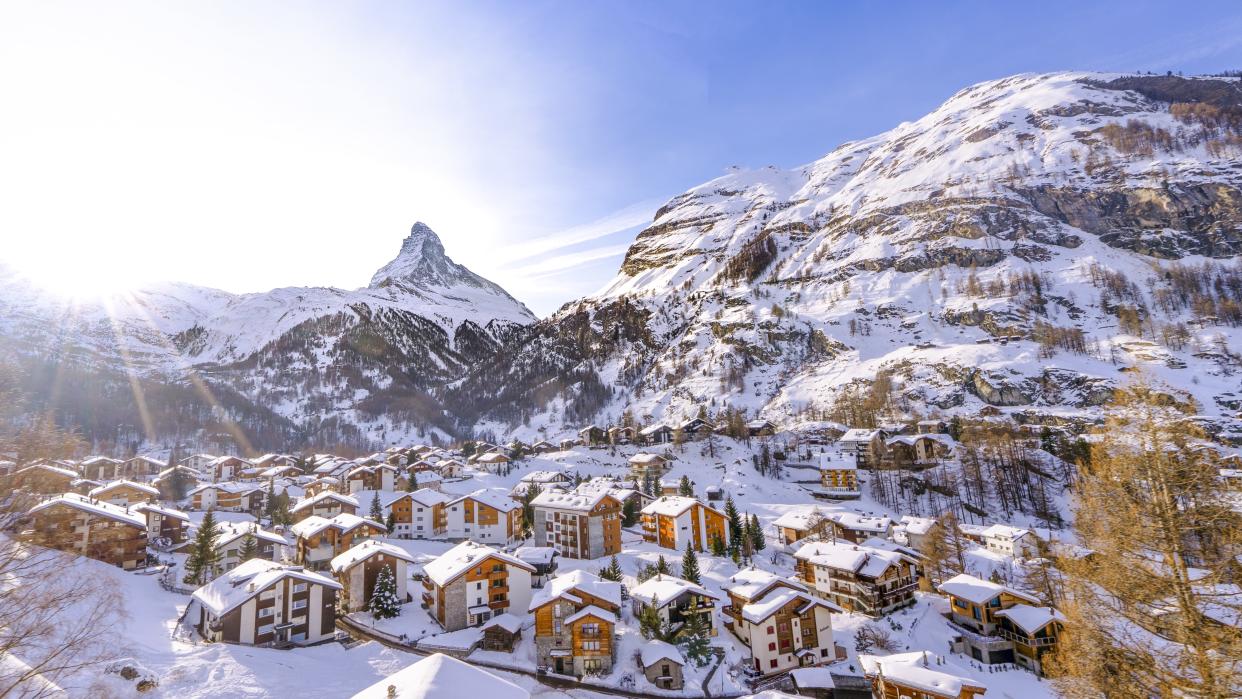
left=628, top=452, right=667, bottom=465
left=994, top=604, right=1066, bottom=634
left=330, top=539, right=416, bottom=573
left=639, top=640, right=683, bottom=668
left=629, top=574, right=719, bottom=607
left=81, top=456, right=121, bottom=466
left=188, top=481, right=262, bottom=495
left=772, top=506, right=827, bottom=532
left=259, top=464, right=301, bottom=478
left=88, top=479, right=159, bottom=497
left=564, top=604, right=617, bottom=625
left=789, top=667, right=836, bottom=690
left=452, top=489, right=519, bottom=513
left=519, top=470, right=570, bottom=483
left=839, top=428, right=878, bottom=443
left=529, top=489, right=613, bottom=512
left=641, top=495, right=717, bottom=517
left=859, top=652, right=984, bottom=697
left=528, top=569, right=621, bottom=611
left=15, top=463, right=78, bottom=479
left=818, top=451, right=858, bottom=471
left=288, top=513, right=383, bottom=539
left=351, top=653, right=529, bottom=699
left=937, top=573, right=1039, bottom=605
left=423, top=541, right=533, bottom=588
left=722, top=568, right=807, bottom=601
left=474, top=452, right=509, bottom=463
left=740, top=587, right=840, bottom=624
left=885, top=433, right=958, bottom=449
left=480, top=613, right=523, bottom=635
left=192, top=559, right=340, bottom=617
left=290, top=490, right=359, bottom=513
left=828, top=511, right=891, bottom=533
left=214, top=521, right=288, bottom=548
left=897, top=515, right=936, bottom=535
left=29, top=493, right=146, bottom=528
left=512, top=546, right=558, bottom=565
left=638, top=424, right=670, bottom=435
left=133, top=502, right=189, bottom=521
left=396, top=488, right=451, bottom=507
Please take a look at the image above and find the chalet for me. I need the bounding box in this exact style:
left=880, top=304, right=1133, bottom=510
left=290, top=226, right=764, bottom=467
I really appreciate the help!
left=6, top=463, right=78, bottom=494
left=885, top=433, right=956, bottom=465
left=826, top=512, right=892, bottom=543
left=917, top=419, right=948, bottom=434
left=574, top=478, right=653, bottom=513
left=422, top=541, right=535, bottom=631
left=444, top=490, right=522, bottom=547
left=472, top=452, right=511, bottom=473
left=513, top=546, right=559, bottom=588
left=679, top=417, right=715, bottom=440
left=558, top=439, right=577, bottom=451
left=88, top=479, right=158, bottom=506
left=529, top=440, right=557, bottom=454
left=180, top=453, right=217, bottom=471
left=351, top=653, right=530, bottom=699
left=720, top=568, right=843, bottom=677
left=405, top=469, right=443, bottom=492
left=479, top=613, right=524, bottom=652
left=289, top=513, right=386, bottom=571
left=121, top=455, right=166, bottom=480
left=747, top=419, right=778, bottom=437
left=639, top=640, right=686, bottom=691
left=190, top=559, right=340, bottom=647
left=530, top=490, right=622, bottom=560
left=938, top=574, right=1049, bottom=669
left=70, top=477, right=103, bottom=495
left=837, top=428, right=886, bottom=467
left=290, top=491, right=359, bottom=521
left=629, top=574, right=720, bottom=636
left=639, top=424, right=674, bottom=445
left=527, top=569, right=622, bottom=677
left=818, top=451, right=860, bottom=498
left=510, top=470, right=573, bottom=498
left=188, top=483, right=265, bottom=514
left=80, top=456, right=123, bottom=481
left=886, top=518, right=933, bottom=552
left=433, top=458, right=464, bottom=478
left=578, top=425, right=606, bottom=447
left=208, top=456, right=251, bottom=482
left=388, top=489, right=451, bottom=539
left=303, top=477, right=340, bottom=498
left=606, top=426, right=635, bottom=444
left=974, top=524, right=1039, bottom=559
left=24, top=493, right=148, bottom=569
left=345, top=464, right=397, bottom=494
left=154, top=465, right=201, bottom=491
left=259, top=464, right=302, bottom=483
left=330, top=539, right=416, bottom=612
left=860, top=652, right=987, bottom=699
left=992, top=604, right=1066, bottom=675
left=772, top=506, right=830, bottom=547
left=794, top=540, right=920, bottom=617
left=134, top=502, right=190, bottom=547
left=640, top=496, right=730, bottom=552
left=627, top=452, right=670, bottom=481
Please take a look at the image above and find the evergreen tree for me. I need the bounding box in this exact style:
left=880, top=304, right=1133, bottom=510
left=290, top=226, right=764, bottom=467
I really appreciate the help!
left=265, top=480, right=278, bottom=522
left=679, top=611, right=713, bottom=667
left=749, top=513, right=766, bottom=551
left=598, top=555, right=623, bottom=582
left=369, top=492, right=383, bottom=522
left=740, top=526, right=754, bottom=566
left=621, top=497, right=640, bottom=527
left=368, top=564, right=402, bottom=620
left=681, top=542, right=701, bottom=584
left=184, top=509, right=221, bottom=585
left=724, top=496, right=743, bottom=557
left=709, top=533, right=727, bottom=558
left=520, top=484, right=542, bottom=536
left=405, top=469, right=418, bottom=492
left=655, top=555, right=670, bottom=576
left=385, top=511, right=396, bottom=532
left=239, top=533, right=258, bottom=562
left=642, top=471, right=656, bottom=497
left=638, top=596, right=669, bottom=640
left=678, top=475, right=694, bottom=497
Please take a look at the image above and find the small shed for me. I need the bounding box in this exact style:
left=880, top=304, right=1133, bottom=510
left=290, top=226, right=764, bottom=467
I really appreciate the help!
left=479, top=613, right=523, bottom=652
left=639, top=640, right=684, bottom=690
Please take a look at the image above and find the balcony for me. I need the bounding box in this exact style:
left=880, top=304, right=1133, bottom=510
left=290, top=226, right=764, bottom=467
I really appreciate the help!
left=998, top=628, right=1058, bottom=647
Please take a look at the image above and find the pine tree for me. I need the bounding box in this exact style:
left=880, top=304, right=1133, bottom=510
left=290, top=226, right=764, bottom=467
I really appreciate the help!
left=369, top=492, right=383, bottom=522
left=368, top=564, right=402, bottom=620
left=385, top=511, right=396, bottom=532
left=724, top=496, right=742, bottom=557
left=678, top=611, right=713, bottom=667
left=678, top=475, right=694, bottom=497
left=709, top=533, right=727, bottom=558
left=239, top=533, right=258, bottom=562
left=265, top=480, right=278, bottom=522
left=655, top=555, right=670, bottom=576
left=621, top=497, right=640, bottom=527
left=1049, top=382, right=1242, bottom=697
left=749, top=513, right=766, bottom=551
left=184, top=509, right=221, bottom=585
left=638, top=595, right=668, bottom=640
left=598, top=555, right=623, bottom=582
left=405, top=469, right=417, bottom=492
left=681, top=542, right=701, bottom=584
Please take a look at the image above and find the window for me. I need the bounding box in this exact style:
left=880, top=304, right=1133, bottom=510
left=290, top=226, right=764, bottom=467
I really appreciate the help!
left=293, top=583, right=308, bottom=593
left=770, top=659, right=778, bottom=669
left=258, top=624, right=274, bottom=636
left=259, top=607, right=274, bottom=618
left=582, top=623, right=599, bottom=635
left=766, top=626, right=774, bottom=634
left=767, top=642, right=776, bottom=651
left=292, top=599, right=307, bottom=610
left=582, top=640, right=600, bottom=651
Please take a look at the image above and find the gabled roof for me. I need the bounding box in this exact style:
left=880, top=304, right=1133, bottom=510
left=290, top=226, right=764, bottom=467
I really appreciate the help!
left=564, top=604, right=617, bottom=625
left=519, top=470, right=571, bottom=483
left=529, top=489, right=615, bottom=512
left=629, top=574, right=719, bottom=607
left=133, top=502, right=190, bottom=521
left=721, top=568, right=807, bottom=602
left=288, top=513, right=384, bottom=539
left=839, top=428, right=879, bottom=442
left=528, top=569, right=622, bottom=611
left=214, top=521, right=288, bottom=549
left=330, top=539, right=416, bottom=573
left=639, top=640, right=683, bottom=668
left=641, top=495, right=720, bottom=518
left=290, top=490, right=359, bottom=513
left=451, top=489, right=519, bottom=513
left=628, top=452, right=667, bottom=465
left=81, top=456, right=122, bottom=466
left=937, top=573, right=1039, bottom=605
left=423, top=541, right=533, bottom=588
left=740, top=587, right=842, bottom=624
left=350, top=653, right=529, bottom=699
left=994, top=604, right=1066, bottom=634
left=88, top=479, right=159, bottom=498
left=392, top=488, right=451, bottom=508
left=859, top=652, right=985, bottom=697
left=191, top=559, right=340, bottom=617
left=13, top=463, right=78, bottom=479
left=29, top=493, right=146, bottom=528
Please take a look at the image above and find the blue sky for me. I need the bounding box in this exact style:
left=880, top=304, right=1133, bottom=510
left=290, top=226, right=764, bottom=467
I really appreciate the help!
left=2, top=2, right=1242, bottom=315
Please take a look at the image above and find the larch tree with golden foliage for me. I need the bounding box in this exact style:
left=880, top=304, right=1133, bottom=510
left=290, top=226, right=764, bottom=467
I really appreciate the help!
left=1048, top=381, right=1241, bottom=698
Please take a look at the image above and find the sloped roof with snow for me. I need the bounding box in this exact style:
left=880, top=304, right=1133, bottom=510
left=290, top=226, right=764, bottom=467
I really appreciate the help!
left=859, top=652, right=984, bottom=697
left=937, top=573, right=1039, bottom=605
left=133, top=502, right=189, bottom=521
left=290, top=490, right=359, bottom=513
left=564, top=604, right=617, bottom=625
left=29, top=493, right=146, bottom=528
left=423, top=541, right=533, bottom=587
left=641, top=495, right=718, bottom=517
left=89, top=479, right=159, bottom=497
left=330, top=539, right=416, bottom=573
left=994, top=604, right=1066, bottom=634
left=191, top=559, right=340, bottom=617
left=639, top=639, right=683, bottom=668
left=452, top=489, right=519, bottom=513
left=350, top=653, right=529, bottom=699
left=529, top=489, right=613, bottom=512
left=528, top=569, right=621, bottom=611
left=722, top=568, right=807, bottom=601
left=629, top=574, right=719, bottom=607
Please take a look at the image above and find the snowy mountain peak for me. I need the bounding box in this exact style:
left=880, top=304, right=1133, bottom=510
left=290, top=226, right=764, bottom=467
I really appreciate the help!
left=370, top=221, right=469, bottom=290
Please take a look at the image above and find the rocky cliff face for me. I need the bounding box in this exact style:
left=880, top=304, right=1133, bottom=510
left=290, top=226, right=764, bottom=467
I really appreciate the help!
left=456, top=72, right=1242, bottom=442
left=0, top=223, right=535, bottom=451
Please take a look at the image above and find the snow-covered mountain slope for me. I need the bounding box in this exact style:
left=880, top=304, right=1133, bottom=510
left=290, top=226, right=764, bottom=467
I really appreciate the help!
left=0, top=223, right=535, bottom=449
left=452, top=72, right=1242, bottom=441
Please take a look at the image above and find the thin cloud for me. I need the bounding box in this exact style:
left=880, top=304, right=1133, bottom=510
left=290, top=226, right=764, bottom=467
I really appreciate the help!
left=498, top=198, right=660, bottom=263
left=508, top=242, right=633, bottom=279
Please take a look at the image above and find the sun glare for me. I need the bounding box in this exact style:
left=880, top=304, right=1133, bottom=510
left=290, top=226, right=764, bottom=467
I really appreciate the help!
left=7, top=256, right=148, bottom=302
